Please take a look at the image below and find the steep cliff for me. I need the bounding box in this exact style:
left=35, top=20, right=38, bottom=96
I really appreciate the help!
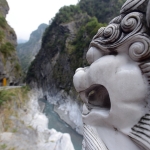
left=17, top=24, right=48, bottom=72
left=0, top=0, right=22, bottom=86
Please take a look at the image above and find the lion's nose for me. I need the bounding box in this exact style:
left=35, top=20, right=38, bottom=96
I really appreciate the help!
left=86, top=47, right=104, bottom=64
left=73, top=67, right=90, bottom=92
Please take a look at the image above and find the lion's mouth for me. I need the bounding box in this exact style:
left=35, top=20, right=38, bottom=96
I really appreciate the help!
left=80, top=84, right=111, bottom=115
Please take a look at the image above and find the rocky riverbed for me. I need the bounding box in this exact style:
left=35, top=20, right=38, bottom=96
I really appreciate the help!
left=0, top=90, right=76, bottom=150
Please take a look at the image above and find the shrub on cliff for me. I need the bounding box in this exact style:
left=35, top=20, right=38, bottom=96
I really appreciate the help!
left=15, top=62, right=21, bottom=72
left=0, top=16, right=7, bottom=28
left=53, top=5, right=81, bottom=25
left=0, top=86, right=30, bottom=131
left=0, top=90, right=15, bottom=106
left=0, top=86, right=29, bottom=107
left=0, top=42, right=15, bottom=57
left=0, top=30, right=4, bottom=42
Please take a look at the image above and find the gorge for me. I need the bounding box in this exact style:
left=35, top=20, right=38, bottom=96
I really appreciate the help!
left=26, top=0, right=126, bottom=138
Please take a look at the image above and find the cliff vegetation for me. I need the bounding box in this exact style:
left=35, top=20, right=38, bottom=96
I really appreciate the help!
left=0, top=86, right=30, bottom=132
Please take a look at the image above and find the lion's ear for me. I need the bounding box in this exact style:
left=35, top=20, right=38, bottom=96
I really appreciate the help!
left=146, top=1, right=150, bottom=27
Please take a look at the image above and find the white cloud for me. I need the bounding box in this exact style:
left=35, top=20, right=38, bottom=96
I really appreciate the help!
left=6, top=0, right=78, bottom=40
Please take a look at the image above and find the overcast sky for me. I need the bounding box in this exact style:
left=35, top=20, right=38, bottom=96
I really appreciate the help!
left=6, top=0, right=78, bottom=41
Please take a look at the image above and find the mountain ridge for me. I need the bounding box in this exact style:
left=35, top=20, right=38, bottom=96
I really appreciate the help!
left=17, top=23, right=48, bottom=73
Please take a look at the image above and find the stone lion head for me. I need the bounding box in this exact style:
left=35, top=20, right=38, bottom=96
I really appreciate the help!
left=73, top=0, right=150, bottom=150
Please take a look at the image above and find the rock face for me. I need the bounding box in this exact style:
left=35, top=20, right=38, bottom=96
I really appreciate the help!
left=0, top=0, right=22, bottom=86
left=17, top=24, right=48, bottom=72
left=26, top=0, right=126, bottom=94
left=26, top=13, right=90, bottom=92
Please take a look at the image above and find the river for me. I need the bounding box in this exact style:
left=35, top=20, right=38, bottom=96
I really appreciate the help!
left=43, top=101, right=83, bottom=150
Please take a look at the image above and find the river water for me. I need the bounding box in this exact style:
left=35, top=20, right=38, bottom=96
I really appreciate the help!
left=43, top=101, right=83, bottom=150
